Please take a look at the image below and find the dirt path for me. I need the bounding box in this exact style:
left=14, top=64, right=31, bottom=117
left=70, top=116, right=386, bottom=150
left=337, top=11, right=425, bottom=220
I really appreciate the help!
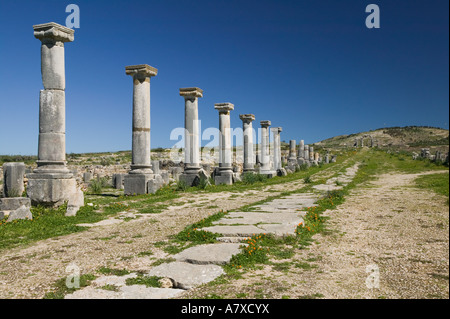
left=183, top=170, right=449, bottom=299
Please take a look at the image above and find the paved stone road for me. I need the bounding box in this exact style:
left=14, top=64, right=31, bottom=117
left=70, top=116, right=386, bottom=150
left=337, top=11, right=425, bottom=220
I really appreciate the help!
left=65, top=164, right=359, bottom=299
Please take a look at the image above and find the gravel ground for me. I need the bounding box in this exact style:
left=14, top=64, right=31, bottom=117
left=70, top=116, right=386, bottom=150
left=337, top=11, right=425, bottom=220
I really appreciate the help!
left=0, top=178, right=307, bottom=299
left=182, top=171, right=449, bottom=299
left=1, top=164, right=447, bottom=299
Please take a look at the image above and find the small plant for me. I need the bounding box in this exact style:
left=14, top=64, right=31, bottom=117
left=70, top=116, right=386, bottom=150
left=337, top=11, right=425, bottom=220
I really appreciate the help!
left=176, top=180, right=189, bottom=192
left=5, top=187, right=21, bottom=198
left=197, top=176, right=210, bottom=190
left=303, top=176, right=312, bottom=184
left=242, top=172, right=268, bottom=185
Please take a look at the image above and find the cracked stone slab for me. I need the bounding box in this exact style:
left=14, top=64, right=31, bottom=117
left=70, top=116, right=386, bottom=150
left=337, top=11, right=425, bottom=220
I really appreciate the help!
left=214, top=212, right=304, bottom=225
left=173, top=243, right=243, bottom=265
left=147, top=262, right=224, bottom=290
left=200, top=225, right=267, bottom=237
left=64, top=285, right=185, bottom=299
left=258, top=222, right=300, bottom=237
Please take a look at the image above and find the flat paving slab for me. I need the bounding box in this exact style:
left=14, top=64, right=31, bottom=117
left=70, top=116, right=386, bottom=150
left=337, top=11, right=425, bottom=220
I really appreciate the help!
left=200, top=225, right=268, bottom=237
left=65, top=285, right=185, bottom=299
left=173, top=243, right=243, bottom=265
left=147, top=262, right=225, bottom=290
left=214, top=211, right=304, bottom=225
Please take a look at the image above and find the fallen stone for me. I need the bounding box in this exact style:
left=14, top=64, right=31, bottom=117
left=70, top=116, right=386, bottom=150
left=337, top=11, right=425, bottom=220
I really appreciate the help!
left=7, top=205, right=32, bottom=222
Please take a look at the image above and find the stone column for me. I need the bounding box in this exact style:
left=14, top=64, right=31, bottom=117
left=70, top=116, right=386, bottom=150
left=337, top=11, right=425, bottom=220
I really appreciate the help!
left=259, top=121, right=276, bottom=177
left=298, top=140, right=305, bottom=159
left=289, top=140, right=296, bottom=162
left=2, top=163, right=25, bottom=197
left=179, top=88, right=203, bottom=186
left=27, top=23, right=83, bottom=214
left=271, top=127, right=282, bottom=171
left=214, top=103, right=234, bottom=185
left=304, top=145, right=309, bottom=162
left=124, top=64, right=160, bottom=195
left=309, top=146, right=314, bottom=161
left=239, top=114, right=256, bottom=173
left=314, top=152, right=320, bottom=163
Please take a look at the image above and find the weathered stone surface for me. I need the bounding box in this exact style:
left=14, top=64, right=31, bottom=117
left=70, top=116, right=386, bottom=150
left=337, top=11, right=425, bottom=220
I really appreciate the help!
left=147, top=262, right=224, bottom=290
left=64, top=285, right=184, bottom=299
left=147, top=175, right=163, bottom=194
left=112, top=173, right=124, bottom=189
left=173, top=243, right=243, bottom=265
left=214, top=174, right=233, bottom=186
left=83, top=172, right=92, bottom=182
left=200, top=225, right=267, bottom=237
left=0, top=197, right=31, bottom=211
left=7, top=205, right=33, bottom=222
left=27, top=174, right=77, bottom=206
left=66, top=189, right=84, bottom=216
left=124, top=173, right=151, bottom=195
left=2, top=162, right=26, bottom=197
left=214, top=211, right=304, bottom=226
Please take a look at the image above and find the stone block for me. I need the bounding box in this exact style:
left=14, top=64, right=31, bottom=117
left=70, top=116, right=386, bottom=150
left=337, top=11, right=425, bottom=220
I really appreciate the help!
left=215, top=174, right=233, bottom=186
left=7, top=205, right=33, bottom=222
left=151, top=160, right=160, bottom=174
left=179, top=173, right=200, bottom=187
left=66, top=189, right=84, bottom=217
left=148, top=175, right=163, bottom=194
left=160, top=171, right=170, bottom=185
left=83, top=172, right=92, bottom=182
left=3, top=162, right=26, bottom=197
left=112, top=174, right=124, bottom=189
left=27, top=173, right=77, bottom=206
left=124, top=173, right=152, bottom=195
left=0, top=197, right=31, bottom=211
left=277, top=168, right=288, bottom=176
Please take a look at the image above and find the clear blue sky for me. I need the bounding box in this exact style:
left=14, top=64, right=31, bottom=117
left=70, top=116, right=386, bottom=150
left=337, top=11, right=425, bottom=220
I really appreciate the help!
left=0, top=0, right=448, bottom=155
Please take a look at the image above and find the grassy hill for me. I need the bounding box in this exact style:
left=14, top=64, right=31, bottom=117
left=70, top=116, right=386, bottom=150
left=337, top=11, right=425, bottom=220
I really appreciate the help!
left=315, top=126, right=449, bottom=154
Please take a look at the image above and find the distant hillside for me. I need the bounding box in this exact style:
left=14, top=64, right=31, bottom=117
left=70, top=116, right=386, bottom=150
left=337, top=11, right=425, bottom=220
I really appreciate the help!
left=315, top=126, right=449, bottom=154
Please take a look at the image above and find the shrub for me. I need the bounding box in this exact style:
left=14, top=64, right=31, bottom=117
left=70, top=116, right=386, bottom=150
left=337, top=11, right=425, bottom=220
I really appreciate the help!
left=242, top=172, right=268, bottom=185
left=176, top=180, right=189, bottom=192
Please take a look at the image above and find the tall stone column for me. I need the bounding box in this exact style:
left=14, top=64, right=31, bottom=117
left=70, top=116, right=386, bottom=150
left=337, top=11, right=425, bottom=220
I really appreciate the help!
left=297, top=139, right=305, bottom=165
left=214, top=103, right=234, bottom=185
left=289, top=140, right=297, bottom=162
left=259, top=121, right=276, bottom=177
left=304, top=145, right=310, bottom=162
left=179, top=87, right=203, bottom=186
left=124, top=64, right=160, bottom=195
left=271, top=127, right=282, bottom=171
left=239, top=114, right=256, bottom=173
left=309, top=146, right=314, bottom=161
left=27, top=23, right=83, bottom=214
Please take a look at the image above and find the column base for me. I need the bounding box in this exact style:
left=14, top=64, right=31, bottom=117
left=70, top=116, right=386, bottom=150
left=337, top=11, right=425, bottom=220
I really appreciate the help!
left=214, top=174, right=233, bottom=185
left=27, top=172, right=81, bottom=208
left=258, top=169, right=277, bottom=178
left=124, top=173, right=163, bottom=195
left=179, top=173, right=200, bottom=187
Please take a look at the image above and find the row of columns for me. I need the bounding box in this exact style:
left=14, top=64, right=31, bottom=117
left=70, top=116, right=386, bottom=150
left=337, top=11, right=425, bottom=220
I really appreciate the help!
left=29, top=22, right=334, bottom=202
